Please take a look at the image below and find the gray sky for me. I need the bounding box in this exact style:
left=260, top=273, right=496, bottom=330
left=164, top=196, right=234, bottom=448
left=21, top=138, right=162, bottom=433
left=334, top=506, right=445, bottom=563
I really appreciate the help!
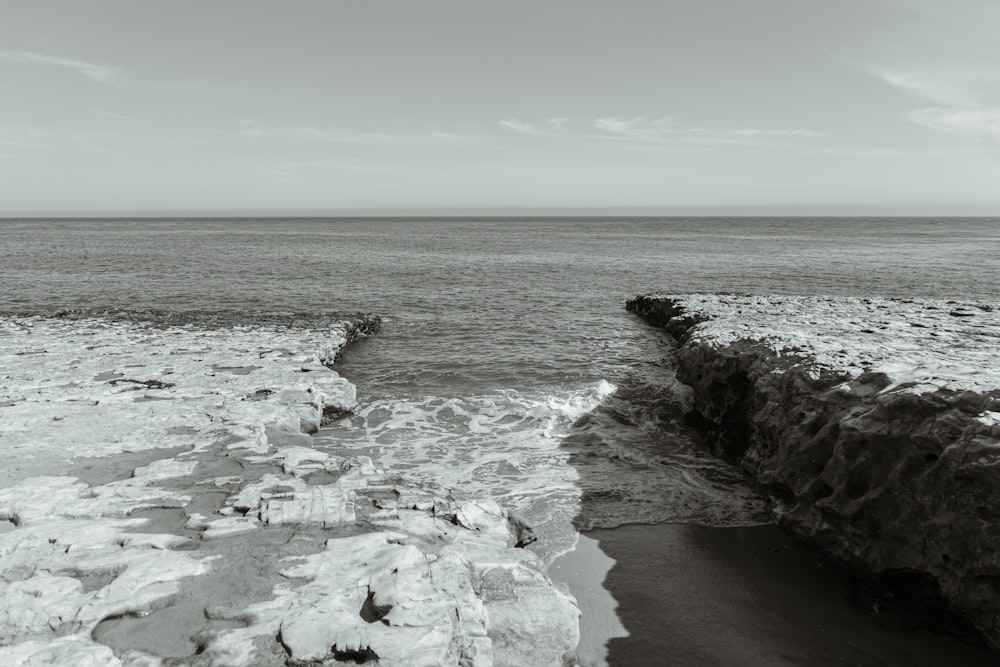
left=2, top=0, right=998, bottom=214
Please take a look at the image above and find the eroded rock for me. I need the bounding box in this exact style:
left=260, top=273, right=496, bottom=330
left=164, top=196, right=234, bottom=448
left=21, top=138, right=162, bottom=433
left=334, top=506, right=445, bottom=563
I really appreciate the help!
left=628, top=293, right=1000, bottom=648
left=0, top=314, right=580, bottom=665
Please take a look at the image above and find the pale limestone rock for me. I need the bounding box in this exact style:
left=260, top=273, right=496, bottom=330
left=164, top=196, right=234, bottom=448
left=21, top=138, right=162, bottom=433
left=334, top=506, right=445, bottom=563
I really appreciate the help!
left=0, top=513, right=213, bottom=639
left=454, top=499, right=507, bottom=532
left=261, top=483, right=357, bottom=526
left=197, top=479, right=579, bottom=667
left=0, top=455, right=193, bottom=528
left=202, top=532, right=490, bottom=667
left=228, top=473, right=288, bottom=516
left=0, top=635, right=123, bottom=667
left=118, top=651, right=165, bottom=667
left=186, top=513, right=260, bottom=539
left=0, top=317, right=360, bottom=465
left=0, top=471, right=213, bottom=649
left=0, top=317, right=581, bottom=665
left=470, top=555, right=580, bottom=667
left=228, top=450, right=384, bottom=527
left=0, top=575, right=84, bottom=642
left=629, top=293, right=1000, bottom=393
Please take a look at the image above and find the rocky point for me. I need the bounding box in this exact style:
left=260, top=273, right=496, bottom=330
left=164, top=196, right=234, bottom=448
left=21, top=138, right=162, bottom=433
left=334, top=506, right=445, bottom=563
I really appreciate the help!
left=628, top=293, right=1000, bottom=649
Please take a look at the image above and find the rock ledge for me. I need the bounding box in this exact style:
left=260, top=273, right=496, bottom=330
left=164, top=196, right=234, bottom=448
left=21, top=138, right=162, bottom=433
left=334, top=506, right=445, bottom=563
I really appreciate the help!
left=628, top=293, right=1000, bottom=648
left=0, top=315, right=577, bottom=666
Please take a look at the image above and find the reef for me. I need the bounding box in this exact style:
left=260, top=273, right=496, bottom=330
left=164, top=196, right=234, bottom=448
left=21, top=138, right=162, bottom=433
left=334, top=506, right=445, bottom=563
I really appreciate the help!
left=0, top=314, right=577, bottom=666
left=627, top=293, right=1000, bottom=649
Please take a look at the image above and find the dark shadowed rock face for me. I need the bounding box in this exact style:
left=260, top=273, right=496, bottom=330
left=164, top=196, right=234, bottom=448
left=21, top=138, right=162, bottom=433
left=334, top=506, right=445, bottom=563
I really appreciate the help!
left=627, top=293, right=1000, bottom=649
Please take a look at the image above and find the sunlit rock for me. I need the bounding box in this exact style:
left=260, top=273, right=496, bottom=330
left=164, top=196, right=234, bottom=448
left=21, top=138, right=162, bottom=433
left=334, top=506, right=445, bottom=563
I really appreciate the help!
left=0, top=314, right=580, bottom=665
left=0, top=635, right=124, bottom=667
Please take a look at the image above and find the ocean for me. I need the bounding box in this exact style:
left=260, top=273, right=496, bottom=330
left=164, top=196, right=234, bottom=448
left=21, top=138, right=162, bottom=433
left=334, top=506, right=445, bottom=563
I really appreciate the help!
left=3, top=216, right=999, bottom=665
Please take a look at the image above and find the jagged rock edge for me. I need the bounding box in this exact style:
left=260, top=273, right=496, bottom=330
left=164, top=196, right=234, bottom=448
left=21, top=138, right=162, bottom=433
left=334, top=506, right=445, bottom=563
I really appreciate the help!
left=626, top=293, right=1000, bottom=650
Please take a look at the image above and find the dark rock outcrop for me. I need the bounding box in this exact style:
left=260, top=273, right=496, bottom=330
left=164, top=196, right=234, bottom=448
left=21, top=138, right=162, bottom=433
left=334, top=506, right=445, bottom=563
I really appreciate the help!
left=628, top=293, right=1000, bottom=648
left=35, top=307, right=382, bottom=337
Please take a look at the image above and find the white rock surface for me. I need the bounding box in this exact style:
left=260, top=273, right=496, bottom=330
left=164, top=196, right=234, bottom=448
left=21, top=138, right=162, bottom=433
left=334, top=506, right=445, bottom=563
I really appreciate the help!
left=0, top=316, right=581, bottom=665
left=0, top=635, right=124, bottom=667
left=201, top=506, right=578, bottom=667
left=645, top=293, right=1000, bottom=394
left=0, top=317, right=357, bottom=469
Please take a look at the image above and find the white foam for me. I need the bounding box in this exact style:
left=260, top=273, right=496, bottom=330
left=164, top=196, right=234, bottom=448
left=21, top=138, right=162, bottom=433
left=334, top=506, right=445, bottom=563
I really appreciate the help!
left=319, top=381, right=619, bottom=562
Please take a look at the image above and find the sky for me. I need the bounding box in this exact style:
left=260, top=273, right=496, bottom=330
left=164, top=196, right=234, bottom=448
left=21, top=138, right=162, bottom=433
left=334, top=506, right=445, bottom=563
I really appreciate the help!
left=1, top=0, right=999, bottom=215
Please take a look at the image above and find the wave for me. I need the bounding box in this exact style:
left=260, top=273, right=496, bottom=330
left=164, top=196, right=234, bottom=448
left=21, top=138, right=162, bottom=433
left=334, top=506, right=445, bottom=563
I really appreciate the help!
left=316, top=377, right=769, bottom=563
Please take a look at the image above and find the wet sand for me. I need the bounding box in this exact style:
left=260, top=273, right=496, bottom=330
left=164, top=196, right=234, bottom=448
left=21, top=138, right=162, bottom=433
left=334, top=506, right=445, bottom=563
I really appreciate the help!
left=549, top=533, right=628, bottom=666
left=589, top=523, right=1000, bottom=667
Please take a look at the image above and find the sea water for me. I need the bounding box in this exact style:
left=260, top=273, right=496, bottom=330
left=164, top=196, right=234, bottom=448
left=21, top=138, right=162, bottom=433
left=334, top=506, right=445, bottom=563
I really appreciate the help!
left=2, top=216, right=998, bottom=659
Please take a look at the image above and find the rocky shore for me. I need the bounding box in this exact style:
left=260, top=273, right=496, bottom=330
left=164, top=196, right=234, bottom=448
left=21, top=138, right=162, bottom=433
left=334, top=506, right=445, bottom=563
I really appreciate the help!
left=0, top=313, right=578, bottom=666
left=627, top=293, right=1000, bottom=649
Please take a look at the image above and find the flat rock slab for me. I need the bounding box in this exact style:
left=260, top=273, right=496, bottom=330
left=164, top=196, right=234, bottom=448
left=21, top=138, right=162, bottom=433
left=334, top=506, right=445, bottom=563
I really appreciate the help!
left=0, top=316, right=579, bottom=666
left=630, top=293, right=1000, bottom=394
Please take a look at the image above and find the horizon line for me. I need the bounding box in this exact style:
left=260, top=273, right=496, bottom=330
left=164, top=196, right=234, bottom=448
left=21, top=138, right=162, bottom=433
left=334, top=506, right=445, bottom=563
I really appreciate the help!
left=1, top=205, right=998, bottom=219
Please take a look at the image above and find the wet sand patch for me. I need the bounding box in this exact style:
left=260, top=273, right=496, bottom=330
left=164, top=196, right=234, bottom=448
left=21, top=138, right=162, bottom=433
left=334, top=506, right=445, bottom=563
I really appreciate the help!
left=548, top=533, right=627, bottom=667
left=211, top=365, right=262, bottom=376
left=64, top=445, right=195, bottom=487
left=593, top=523, right=1000, bottom=667
left=0, top=445, right=195, bottom=488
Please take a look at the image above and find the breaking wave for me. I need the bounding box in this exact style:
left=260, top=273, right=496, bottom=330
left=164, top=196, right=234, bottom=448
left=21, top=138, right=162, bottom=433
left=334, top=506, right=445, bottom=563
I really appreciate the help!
left=316, top=376, right=768, bottom=563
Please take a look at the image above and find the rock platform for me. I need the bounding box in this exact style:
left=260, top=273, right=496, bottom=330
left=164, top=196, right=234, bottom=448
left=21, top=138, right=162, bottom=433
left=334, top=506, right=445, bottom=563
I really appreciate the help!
left=0, top=313, right=578, bottom=666
left=628, top=293, right=1000, bottom=649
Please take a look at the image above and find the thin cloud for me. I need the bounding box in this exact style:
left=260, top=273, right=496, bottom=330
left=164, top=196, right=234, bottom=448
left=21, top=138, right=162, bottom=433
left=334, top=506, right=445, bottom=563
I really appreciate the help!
left=588, top=117, right=822, bottom=148
left=498, top=118, right=546, bottom=135
left=680, top=135, right=767, bottom=147
left=238, top=120, right=426, bottom=145
left=428, top=130, right=485, bottom=143
left=204, top=156, right=405, bottom=183
left=0, top=50, right=122, bottom=86
left=908, top=106, right=1000, bottom=139
left=0, top=135, right=38, bottom=147
left=806, top=145, right=905, bottom=157
left=678, top=128, right=823, bottom=148
left=856, top=64, right=1000, bottom=141
left=864, top=66, right=991, bottom=107
left=803, top=144, right=979, bottom=158
left=495, top=116, right=824, bottom=150
left=235, top=120, right=483, bottom=146
left=727, top=128, right=823, bottom=138
left=593, top=117, right=675, bottom=142
left=0, top=125, right=89, bottom=147
left=94, top=109, right=129, bottom=120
